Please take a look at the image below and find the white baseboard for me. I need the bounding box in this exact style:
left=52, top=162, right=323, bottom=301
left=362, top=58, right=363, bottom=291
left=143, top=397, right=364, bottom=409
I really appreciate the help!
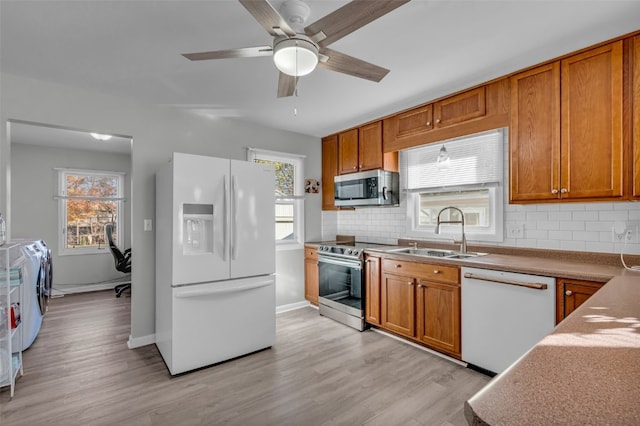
left=53, top=281, right=130, bottom=295
left=276, top=300, right=312, bottom=314
left=128, top=333, right=155, bottom=349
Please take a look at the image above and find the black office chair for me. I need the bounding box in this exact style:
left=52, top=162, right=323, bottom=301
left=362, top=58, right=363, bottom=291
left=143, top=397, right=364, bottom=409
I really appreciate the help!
left=105, top=223, right=131, bottom=297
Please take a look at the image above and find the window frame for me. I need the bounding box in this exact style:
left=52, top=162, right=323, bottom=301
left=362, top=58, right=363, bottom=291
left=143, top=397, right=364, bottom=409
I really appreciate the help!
left=403, top=128, right=505, bottom=243
left=406, top=185, right=503, bottom=242
left=247, top=148, right=305, bottom=250
left=57, top=168, right=126, bottom=256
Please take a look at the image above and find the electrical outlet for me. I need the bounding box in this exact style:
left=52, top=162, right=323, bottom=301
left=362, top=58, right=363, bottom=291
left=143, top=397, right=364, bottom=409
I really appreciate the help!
left=507, top=223, right=523, bottom=238
left=611, top=223, right=639, bottom=243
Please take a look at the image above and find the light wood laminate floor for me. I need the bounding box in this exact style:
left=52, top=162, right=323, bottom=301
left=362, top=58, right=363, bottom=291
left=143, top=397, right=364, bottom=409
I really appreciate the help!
left=1, top=291, right=489, bottom=425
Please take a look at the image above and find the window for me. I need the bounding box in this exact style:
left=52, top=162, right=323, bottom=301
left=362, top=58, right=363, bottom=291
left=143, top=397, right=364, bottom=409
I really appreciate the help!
left=402, top=129, right=505, bottom=242
left=57, top=169, right=125, bottom=255
left=247, top=148, right=305, bottom=249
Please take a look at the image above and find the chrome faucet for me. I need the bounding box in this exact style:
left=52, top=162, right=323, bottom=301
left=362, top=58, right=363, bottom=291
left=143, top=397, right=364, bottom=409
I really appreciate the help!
left=434, top=206, right=467, bottom=253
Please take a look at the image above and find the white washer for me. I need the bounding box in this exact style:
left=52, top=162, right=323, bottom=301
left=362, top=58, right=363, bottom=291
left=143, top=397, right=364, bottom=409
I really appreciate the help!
left=13, top=243, right=45, bottom=351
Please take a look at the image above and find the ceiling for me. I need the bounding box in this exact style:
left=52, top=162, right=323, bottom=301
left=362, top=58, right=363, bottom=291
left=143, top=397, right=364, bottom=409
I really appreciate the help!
left=9, top=121, right=132, bottom=154
left=1, top=0, right=639, bottom=139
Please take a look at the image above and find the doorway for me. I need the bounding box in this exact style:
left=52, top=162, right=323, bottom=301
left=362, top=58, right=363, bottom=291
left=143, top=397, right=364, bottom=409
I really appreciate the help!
left=7, top=120, right=133, bottom=295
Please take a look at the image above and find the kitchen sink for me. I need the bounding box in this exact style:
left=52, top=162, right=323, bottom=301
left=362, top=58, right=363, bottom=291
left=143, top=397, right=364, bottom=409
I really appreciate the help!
left=387, top=247, right=486, bottom=259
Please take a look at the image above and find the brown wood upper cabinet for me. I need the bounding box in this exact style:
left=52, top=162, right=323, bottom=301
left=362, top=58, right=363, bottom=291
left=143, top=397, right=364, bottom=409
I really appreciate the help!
left=338, top=121, right=386, bottom=174
left=321, top=134, right=338, bottom=210
left=633, top=35, right=640, bottom=198
left=384, top=87, right=487, bottom=147
left=510, top=41, right=624, bottom=202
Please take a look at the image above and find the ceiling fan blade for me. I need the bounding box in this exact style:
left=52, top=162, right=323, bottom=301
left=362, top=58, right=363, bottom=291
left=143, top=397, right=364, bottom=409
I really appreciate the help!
left=277, top=72, right=297, bottom=98
left=238, top=0, right=296, bottom=37
left=317, top=48, right=389, bottom=82
left=305, top=0, right=410, bottom=47
left=182, top=46, right=273, bottom=61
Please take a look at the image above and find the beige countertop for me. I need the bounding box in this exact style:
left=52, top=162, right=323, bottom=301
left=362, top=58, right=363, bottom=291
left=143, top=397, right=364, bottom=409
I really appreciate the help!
left=364, top=245, right=633, bottom=282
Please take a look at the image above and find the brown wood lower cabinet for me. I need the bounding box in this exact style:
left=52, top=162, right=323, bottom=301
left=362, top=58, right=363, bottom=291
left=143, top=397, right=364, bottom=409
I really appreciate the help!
left=555, top=278, right=605, bottom=324
left=416, top=279, right=460, bottom=355
left=304, top=244, right=319, bottom=305
left=381, top=273, right=416, bottom=337
left=364, top=255, right=382, bottom=325
left=376, top=258, right=461, bottom=358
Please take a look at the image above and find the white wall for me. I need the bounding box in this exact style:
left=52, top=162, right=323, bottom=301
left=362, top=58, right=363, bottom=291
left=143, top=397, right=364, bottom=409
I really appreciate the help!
left=324, top=138, right=640, bottom=255
left=0, top=72, right=322, bottom=346
left=11, top=143, right=132, bottom=289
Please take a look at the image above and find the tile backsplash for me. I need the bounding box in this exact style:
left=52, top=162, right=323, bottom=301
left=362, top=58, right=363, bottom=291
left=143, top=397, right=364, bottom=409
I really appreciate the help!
left=323, top=200, right=640, bottom=255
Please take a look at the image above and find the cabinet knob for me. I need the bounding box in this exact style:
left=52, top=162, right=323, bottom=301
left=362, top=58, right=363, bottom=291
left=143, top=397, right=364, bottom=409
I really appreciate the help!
left=561, top=188, right=568, bottom=194
left=433, top=269, right=440, bottom=274
left=417, top=284, right=424, bottom=288
left=436, top=119, right=441, bottom=124
left=359, top=164, right=363, bottom=168
left=395, top=264, right=402, bottom=268
left=565, top=290, right=573, bottom=296
left=551, top=189, right=559, bottom=194
left=426, top=121, right=431, bottom=126
left=353, top=166, right=357, bottom=170
left=407, top=282, right=413, bottom=286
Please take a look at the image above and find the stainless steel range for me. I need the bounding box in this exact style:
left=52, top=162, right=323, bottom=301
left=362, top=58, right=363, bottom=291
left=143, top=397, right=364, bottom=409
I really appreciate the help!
left=317, top=242, right=386, bottom=331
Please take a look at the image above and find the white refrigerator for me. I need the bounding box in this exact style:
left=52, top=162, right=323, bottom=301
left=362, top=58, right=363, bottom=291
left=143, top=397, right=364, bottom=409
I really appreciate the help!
left=155, top=152, right=275, bottom=375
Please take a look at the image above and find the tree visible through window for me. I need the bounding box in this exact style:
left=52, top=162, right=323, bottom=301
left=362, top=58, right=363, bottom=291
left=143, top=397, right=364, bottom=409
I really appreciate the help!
left=254, top=159, right=295, bottom=240
left=248, top=149, right=305, bottom=247
left=58, top=169, right=125, bottom=254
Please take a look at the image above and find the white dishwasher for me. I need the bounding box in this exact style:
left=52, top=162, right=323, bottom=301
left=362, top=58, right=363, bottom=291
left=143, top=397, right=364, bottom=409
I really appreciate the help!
left=461, top=266, right=555, bottom=375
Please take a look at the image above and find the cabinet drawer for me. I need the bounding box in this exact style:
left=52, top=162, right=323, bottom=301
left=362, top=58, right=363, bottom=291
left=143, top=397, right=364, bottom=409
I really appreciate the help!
left=304, top=245, right=318, bottom=261
left=382, top=258, right=459, bottom=284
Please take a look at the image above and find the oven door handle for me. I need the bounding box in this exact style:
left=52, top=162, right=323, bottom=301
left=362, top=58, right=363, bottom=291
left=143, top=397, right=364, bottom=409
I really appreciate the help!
left=318, top=256, right=362, bottom=270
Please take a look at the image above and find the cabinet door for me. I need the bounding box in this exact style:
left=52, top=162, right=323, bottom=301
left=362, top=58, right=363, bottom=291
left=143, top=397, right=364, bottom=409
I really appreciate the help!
left=364, top=255, right=381, bottom=325
left=555, top=278, right=604, bottom=324
left=633, top=35, right=640, bottom=198
left=391, top=104, right=433, bottom=140
left=509, top=62, right=561, bottom=202
left=416, top=280, right=460, bottom=356
left=304, top=257, right=319, bottom=305
left=358, top=121, right=384, bottom=172
left=321, top=135, right=339, bottom=210
left=560, top=41, right=624, bottom=199
left=338, top=129, right=359, bottom=174
left=434, top=86, right=486, bottom=128
left=381, top=273, right=415, bottom=337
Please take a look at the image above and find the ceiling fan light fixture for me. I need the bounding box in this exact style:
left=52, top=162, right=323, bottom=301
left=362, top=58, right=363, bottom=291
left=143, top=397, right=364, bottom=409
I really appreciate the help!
left=273, top=37, right=318, bottom=77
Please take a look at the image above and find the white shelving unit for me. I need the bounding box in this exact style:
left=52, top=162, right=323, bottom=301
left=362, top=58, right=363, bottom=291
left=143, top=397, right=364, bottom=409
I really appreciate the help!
left=0, top=243, right=25, bottom=399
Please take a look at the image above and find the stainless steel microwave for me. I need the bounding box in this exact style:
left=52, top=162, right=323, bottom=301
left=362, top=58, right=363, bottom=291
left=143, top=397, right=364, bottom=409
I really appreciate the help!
left=334, top=169, right=399, bottom=207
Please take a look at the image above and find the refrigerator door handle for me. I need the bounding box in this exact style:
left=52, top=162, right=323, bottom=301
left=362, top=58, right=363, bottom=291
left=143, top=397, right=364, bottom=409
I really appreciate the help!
left=223, top=175, right=228, bottom=261
left=232, top=175, right=238, bottom=260
left=175, top=279, right=273, bottom=298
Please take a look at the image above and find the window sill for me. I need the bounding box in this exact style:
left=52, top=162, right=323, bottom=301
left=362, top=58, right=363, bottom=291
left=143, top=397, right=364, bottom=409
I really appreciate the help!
left=276, top=241, right=304, bottom=251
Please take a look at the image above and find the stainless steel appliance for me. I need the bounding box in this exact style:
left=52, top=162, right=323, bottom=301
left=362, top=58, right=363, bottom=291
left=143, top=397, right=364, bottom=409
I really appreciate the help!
left=334, top=170, right=399, bottom=207
left=317, top=242, right=386, bottom=331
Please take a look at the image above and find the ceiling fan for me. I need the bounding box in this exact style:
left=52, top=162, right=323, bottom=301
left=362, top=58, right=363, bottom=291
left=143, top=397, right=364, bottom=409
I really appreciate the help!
left=182, top=0, right=410, bottom=98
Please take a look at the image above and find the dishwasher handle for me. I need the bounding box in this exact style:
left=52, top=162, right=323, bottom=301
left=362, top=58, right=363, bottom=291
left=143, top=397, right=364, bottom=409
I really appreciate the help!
left=463, top=272, right=548, bottom=290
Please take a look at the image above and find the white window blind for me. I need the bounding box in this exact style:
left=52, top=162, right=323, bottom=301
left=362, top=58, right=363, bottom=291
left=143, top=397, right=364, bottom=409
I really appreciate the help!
left=403, top=129, right=504, bottom=191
